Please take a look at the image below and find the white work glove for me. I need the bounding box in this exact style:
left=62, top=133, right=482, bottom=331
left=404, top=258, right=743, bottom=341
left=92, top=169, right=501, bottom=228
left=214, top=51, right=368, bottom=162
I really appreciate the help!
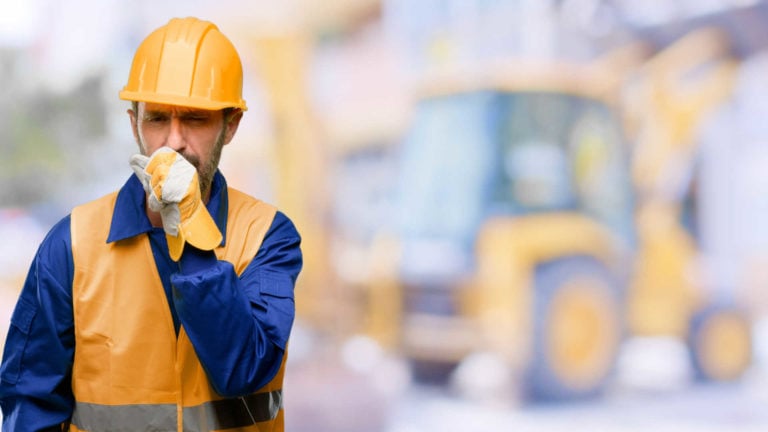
left=130, top=147, right=222, bottom=261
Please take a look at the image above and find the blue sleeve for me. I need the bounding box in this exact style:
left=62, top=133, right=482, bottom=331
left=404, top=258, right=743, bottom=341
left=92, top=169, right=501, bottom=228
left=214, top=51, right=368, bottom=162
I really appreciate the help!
left=0, top=216, right=75, bottom=431
left=171, top=211, right=302, bottom=397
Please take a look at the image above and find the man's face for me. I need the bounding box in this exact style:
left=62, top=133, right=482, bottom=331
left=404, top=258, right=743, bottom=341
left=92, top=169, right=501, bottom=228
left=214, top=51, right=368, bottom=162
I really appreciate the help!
left=129, top=102, right=241, bottom=200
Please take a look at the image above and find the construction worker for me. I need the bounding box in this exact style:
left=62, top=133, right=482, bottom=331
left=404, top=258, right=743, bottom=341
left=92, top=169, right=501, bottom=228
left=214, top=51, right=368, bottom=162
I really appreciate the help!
left=0, top=17, right=302, bottom=431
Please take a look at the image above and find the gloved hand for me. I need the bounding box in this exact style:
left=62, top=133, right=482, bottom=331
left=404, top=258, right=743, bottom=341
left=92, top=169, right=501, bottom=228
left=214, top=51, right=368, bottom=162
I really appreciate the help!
left=130, top=147, right=222, bottom=261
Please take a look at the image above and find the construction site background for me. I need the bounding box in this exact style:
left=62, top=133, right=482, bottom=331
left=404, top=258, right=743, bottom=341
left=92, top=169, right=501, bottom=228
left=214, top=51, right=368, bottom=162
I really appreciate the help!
left=2, top=1, right=768, bottom=430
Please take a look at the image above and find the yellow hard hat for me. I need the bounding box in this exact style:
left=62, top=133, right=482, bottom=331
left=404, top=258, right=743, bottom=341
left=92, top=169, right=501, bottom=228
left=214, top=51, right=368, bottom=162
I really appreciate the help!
left=120, top=17, right=247, bottom=111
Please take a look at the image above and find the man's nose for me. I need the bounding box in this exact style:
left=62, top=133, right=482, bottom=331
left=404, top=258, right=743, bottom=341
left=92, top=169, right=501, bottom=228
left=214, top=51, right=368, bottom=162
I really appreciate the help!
left=166, top=117, right=185, bottom=151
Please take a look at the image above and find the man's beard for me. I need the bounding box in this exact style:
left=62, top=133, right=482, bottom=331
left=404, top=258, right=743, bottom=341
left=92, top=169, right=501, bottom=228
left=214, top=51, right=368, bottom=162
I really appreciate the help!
left=180, top=128, right=226, bottom=200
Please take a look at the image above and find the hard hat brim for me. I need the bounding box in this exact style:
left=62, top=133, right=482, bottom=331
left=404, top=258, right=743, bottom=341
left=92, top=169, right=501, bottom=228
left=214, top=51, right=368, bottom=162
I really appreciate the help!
left=119, top=89, right=248, bottom=112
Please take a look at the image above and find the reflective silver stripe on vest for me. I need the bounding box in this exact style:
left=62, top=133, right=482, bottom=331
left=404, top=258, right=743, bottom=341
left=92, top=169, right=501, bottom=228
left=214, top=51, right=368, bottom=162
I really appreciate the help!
left=184, top=390, right=283, bottom=431
left=71, top=402, right=177, bottom=430
left=71, top=390, right=282, bottom=431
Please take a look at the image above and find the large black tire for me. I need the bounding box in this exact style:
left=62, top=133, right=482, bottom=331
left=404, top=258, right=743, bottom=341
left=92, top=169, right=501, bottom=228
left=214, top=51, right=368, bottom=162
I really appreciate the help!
left=688, top=303, right=752, bottom=382
left=525, top=257, right=623, bottom=402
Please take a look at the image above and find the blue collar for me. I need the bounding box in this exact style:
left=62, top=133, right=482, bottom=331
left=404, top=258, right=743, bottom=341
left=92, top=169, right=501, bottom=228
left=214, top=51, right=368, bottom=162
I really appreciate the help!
left=107, top=171, right=229, bottom=244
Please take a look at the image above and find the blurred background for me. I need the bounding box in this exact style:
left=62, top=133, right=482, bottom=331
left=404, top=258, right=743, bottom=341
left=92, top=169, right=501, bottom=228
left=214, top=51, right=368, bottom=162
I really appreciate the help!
left=3, top=0, right=768, bottom=430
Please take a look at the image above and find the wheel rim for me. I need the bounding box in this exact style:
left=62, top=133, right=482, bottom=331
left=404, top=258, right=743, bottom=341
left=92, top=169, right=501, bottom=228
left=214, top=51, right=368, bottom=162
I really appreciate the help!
left=547, top=277, right=619, bottom=390
left=697, top=312, right=751, bottom=381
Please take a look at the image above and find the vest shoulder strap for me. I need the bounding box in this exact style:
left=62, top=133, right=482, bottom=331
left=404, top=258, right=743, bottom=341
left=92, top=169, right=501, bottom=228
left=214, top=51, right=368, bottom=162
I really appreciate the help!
left=219, top=188, right=277, bottom=274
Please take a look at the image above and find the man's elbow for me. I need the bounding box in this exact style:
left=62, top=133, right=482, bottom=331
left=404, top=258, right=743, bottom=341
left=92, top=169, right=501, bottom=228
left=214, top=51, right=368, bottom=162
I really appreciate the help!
left=211, top=348, right=285, bottom=398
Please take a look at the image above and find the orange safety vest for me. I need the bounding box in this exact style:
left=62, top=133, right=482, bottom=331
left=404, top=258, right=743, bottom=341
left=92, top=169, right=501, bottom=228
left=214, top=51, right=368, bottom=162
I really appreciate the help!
left=68, top=187, right=285, bottom=432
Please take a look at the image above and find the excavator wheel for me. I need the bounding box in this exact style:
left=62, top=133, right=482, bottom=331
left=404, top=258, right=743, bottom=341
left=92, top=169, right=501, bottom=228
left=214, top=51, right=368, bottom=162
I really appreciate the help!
left=525, top=257, right=622, bottom=402
left=688, top=304, right=752, bottom=382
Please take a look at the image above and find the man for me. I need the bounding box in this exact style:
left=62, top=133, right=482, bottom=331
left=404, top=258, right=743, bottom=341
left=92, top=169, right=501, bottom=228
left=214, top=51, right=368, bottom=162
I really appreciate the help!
left=0, top=17, right=301, bottom=431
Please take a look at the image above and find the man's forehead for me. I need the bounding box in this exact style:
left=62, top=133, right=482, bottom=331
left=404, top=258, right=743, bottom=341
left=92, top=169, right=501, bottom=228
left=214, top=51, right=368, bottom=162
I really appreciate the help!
left=140, top=102, right=217, bottom=115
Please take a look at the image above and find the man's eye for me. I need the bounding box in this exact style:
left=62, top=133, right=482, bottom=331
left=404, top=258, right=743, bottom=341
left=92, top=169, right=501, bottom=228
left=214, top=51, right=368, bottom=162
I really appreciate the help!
left=145, top=116, right=167, bottom=123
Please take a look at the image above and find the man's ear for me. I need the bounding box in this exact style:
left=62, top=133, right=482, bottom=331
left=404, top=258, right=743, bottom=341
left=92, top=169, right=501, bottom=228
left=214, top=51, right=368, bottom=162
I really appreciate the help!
left=223, top=110, right=244, bottom=145
left=128, top=107, right=140, bottom=145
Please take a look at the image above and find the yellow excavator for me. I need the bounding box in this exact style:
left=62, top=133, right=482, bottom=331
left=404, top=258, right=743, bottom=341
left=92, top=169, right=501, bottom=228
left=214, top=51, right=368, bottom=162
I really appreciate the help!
left=363, top=27, right=753, bottom=401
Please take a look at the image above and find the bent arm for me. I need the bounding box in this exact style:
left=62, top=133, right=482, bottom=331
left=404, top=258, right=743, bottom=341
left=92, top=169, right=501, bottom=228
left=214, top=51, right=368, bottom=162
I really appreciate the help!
left=171, top=211, right=302, bottom=396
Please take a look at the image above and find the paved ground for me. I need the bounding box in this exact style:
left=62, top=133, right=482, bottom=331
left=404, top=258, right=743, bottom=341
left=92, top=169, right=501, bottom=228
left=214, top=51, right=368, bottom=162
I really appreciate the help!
left=384, top=376, right=768, bottom=432
left=284, top=330, right=768, bottom=432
